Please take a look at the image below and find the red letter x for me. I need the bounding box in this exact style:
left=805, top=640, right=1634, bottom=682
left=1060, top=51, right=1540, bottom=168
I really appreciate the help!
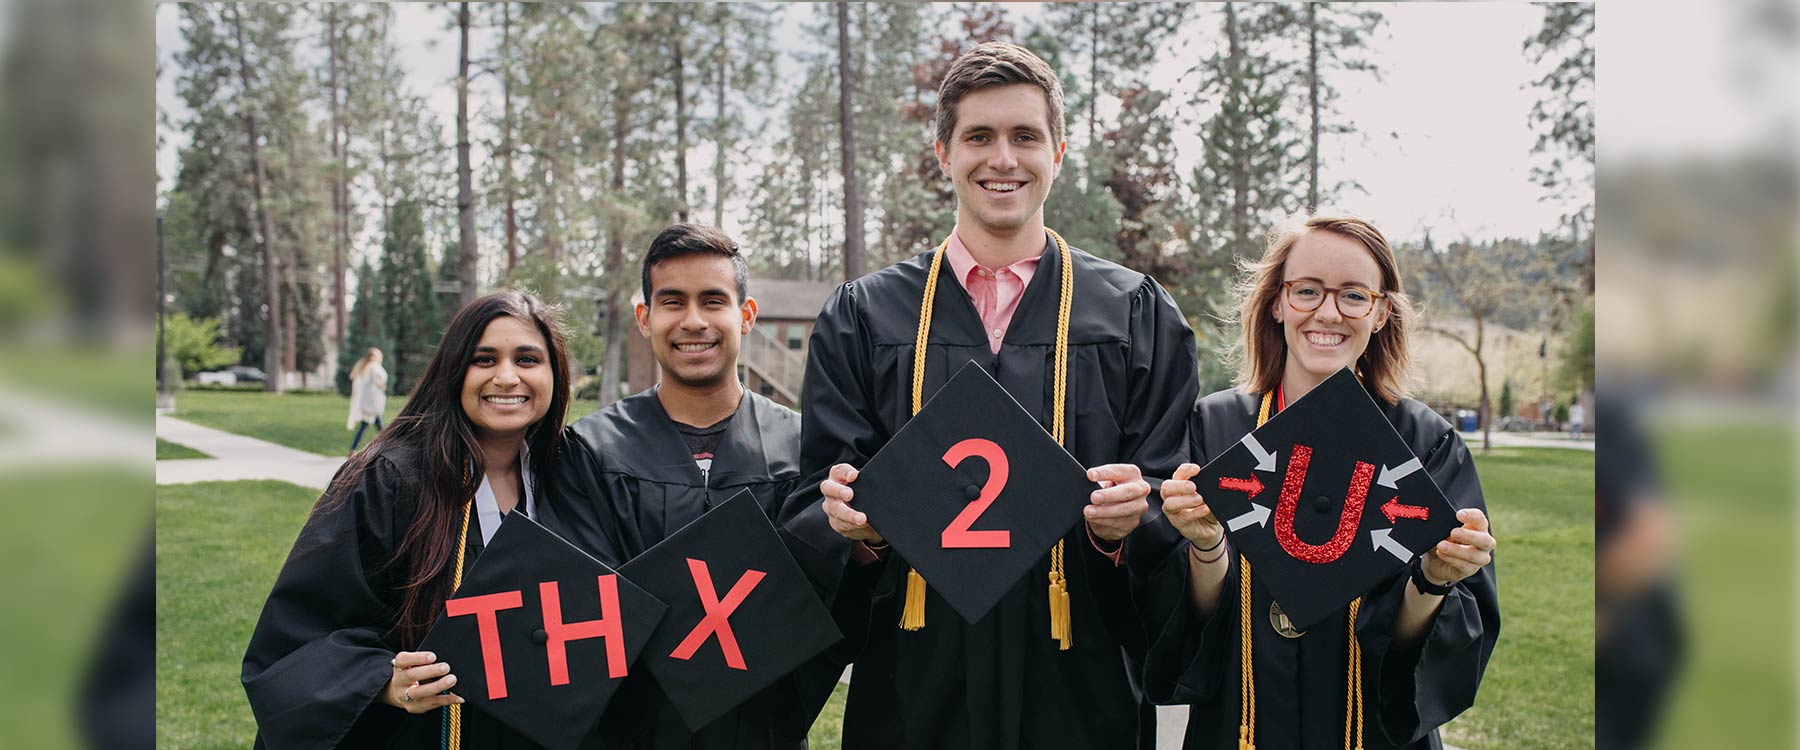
left=445, top=590, right=524, bottom=699
left=669, top=559, right=765, bottom=671
left=540, top=576, right=628, bottom=684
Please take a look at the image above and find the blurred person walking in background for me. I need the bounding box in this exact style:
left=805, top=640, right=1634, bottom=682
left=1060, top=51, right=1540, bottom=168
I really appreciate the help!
left=347, top=347, right=388, bottom=453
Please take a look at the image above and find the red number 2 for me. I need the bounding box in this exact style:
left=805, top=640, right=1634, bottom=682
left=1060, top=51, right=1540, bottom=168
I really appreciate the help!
left=940, top=438, right=1011, bottom=549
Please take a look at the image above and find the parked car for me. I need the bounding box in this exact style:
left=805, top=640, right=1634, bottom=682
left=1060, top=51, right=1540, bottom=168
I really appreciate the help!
left=227, top=365, right=268, bottom=384
left=195, top=365, right=268, bottom=386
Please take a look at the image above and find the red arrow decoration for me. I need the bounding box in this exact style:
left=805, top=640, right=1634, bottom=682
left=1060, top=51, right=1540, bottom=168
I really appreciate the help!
left=1218, top=474, right=1265, bottom=498
left=1381, top=497, right=1430, bottom=523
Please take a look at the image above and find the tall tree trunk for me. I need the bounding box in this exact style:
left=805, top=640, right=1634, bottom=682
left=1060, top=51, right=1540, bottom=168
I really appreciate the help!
left=1089, top=5, right=1099, bottom=146
left=713, top=9, right=728, bottom=228
left=328, top=5, right=346, bottom=351
left=836, top=1, right=865, bottom=280
left=501, top=3, right=517, bottom=275
left=1225, top=3, right=1248, bottom=239
left=599, top=96, right=630, bottom=406
left=455, top=3, right=478, bottom=306
left=1307, top=3, right=1320, bottom=209
left=673, top=20, right=690, bottom=223
left=231, top=5, right=282, bottom=393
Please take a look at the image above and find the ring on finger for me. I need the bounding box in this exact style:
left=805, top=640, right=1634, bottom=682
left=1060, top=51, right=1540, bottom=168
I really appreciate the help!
left=402, top=686, right=413, bottom=703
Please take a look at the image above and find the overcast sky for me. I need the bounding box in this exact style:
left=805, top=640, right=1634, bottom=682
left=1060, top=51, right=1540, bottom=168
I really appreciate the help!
left=157, top=2, right=1607, bottom=248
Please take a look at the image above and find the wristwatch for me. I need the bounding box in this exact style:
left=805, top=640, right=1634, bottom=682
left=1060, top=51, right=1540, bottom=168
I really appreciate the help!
left=1410, top=556, right=1456, bottom=596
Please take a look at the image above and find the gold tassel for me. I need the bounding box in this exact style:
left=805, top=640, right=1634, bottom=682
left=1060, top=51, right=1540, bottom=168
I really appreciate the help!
left=1048, top=539, right=1071, bottom=650
left=900, top=567, right=927, bottom=630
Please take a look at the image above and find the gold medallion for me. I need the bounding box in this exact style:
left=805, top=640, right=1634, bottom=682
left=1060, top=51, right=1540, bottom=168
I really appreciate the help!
left=1269, top=600, right=1305, bottom=638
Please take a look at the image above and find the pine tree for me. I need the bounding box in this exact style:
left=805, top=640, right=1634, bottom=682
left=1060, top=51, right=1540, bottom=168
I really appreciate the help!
left=376, top=200, right=442, bottom=396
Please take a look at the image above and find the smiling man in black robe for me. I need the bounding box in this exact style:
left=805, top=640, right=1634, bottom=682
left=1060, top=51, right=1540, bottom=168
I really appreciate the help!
left=543, top=223, right=838, bottom=749
left=781, top=43, right=1199, bottom=750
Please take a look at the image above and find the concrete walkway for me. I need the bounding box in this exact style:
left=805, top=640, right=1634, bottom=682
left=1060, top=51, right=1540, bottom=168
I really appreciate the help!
left=1459, top=429, right=1595, bottom=451
left=0, top=385, right=148, bottom=470
left=156, top=414, right=345, bottom=490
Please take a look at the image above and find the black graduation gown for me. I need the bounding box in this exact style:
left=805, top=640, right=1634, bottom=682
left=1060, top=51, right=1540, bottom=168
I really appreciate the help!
left=1136, top=388, right=1501, bottom=750
left=540, top=389, right=842, bottom=750
left=242, top=449, right=548, bottom=750
left=781, top=237, right=1200, bottom=750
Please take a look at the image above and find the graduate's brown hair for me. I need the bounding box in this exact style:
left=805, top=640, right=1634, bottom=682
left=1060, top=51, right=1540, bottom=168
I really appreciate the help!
left=1232, top=210, right=1416, bottom=405
left=324, top=290, right=573, bottom=647
left=934, top=42, right=1066, bottom=150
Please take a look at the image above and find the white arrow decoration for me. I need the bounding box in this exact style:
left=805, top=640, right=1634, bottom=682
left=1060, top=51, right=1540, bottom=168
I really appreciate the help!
left=1227, top=502, right=1271, bottom=532
left=1239, top=434, right=1277, bottom=473
left=1376, top=456, right=1423, bottom=490
left=1370, top=528, right=1413, bottom=562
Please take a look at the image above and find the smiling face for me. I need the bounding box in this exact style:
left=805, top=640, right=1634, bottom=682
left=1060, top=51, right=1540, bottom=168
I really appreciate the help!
left=460, top=316, right=554, bottom=445
left=636, top=253, right=756, bottom=391
left=1274, top=229, right=1392, bottom=394
left=935, top=84, right=1065, bottom=242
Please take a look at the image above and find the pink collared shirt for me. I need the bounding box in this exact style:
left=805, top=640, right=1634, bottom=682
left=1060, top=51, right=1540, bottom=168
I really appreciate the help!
left=944, top=232, right=1040, bottom=354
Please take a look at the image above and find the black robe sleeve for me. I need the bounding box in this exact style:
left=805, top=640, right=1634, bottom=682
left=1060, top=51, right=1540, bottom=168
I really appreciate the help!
left=1100, top=276, right=1200, bottom=650
left=539, top=428, right=631, bottom=569
left=781, top=282, right=883, bottom=627
left=241, top=457, right=414, bottom=750
left=1355, top=419, right=1501, bottom=746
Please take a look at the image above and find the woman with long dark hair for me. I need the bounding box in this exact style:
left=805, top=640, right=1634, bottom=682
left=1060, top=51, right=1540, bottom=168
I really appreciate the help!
left=1143, top=210, right=1501, bottom=749
left=243, top=291, right=573, bottom=750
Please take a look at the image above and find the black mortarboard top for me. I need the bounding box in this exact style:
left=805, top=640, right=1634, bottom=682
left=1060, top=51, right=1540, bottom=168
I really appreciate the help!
left=852, top=360, right=1098, bottom=624
left=1196, top=367, right=1460, bottom=631
left=619, top=490, right=842, bottom=731
left=419, top=512, right=667, bottom=750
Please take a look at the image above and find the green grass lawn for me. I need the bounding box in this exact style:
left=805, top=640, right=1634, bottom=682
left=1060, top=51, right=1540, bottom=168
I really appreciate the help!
left=156, top=480, right=317, bottom=748
left=172, top=389, right=601, bottom=457
left=156, top=438, right=209, bottom=460
left=1654, top=420, right=1794, bottom=750
left=3, top=469, right=149, bottom=750
left=1439, top=447, right=1594, bottom=750
left=157, top=447, right=1588, bottom=749
left=0, top=343, right=152, bottom=423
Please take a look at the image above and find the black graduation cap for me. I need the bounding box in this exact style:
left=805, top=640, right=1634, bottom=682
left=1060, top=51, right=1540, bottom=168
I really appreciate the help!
left=418, top=512, right=668, bottom=750
left=852, top=360, right=1098, bottom=624
left=1196, top=367, right=1460, bottom=631
left=619, top=490, right=842, bottom=731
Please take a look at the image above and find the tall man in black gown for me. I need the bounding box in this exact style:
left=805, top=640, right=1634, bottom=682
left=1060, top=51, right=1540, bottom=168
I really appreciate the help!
left=782, top=43, right=1199, bottom=750
left=544, top=224, right=840, bottom=749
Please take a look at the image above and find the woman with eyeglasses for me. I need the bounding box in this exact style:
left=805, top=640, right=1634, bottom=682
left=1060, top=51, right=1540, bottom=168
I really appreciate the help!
left=1141, top=210, right=1500, bottom=749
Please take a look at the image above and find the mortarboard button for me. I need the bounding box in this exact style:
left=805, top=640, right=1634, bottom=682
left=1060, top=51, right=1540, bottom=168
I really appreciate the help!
left=418, top=512, right=668, bottom=750
left=1194, top=367, right=1461, bottom=632
left=620, top=490, right=841, bottom=731
left=852, top=360, right=1098, bottom=625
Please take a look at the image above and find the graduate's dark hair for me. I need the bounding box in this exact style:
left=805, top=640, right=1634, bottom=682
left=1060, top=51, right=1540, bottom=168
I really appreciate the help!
left=323, top=290, right=573, bottom=648
left=934, top=42, right=1066, bottom=150
left=640, top=223, right=748, bottom=305
left=1232, top=209, right=1416, bottom=405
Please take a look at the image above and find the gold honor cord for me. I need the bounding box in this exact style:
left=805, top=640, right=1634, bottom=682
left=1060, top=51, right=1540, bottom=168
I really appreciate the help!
left=900, top=229, right=1076, bottom=651
left=441, top=498, right=473, bottom=750
left=1238, top=392, right=1364, bottom=750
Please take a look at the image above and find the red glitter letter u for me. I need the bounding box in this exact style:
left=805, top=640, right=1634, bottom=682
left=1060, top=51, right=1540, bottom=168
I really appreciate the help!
left=1273, top=444, right=1373, bottom=564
